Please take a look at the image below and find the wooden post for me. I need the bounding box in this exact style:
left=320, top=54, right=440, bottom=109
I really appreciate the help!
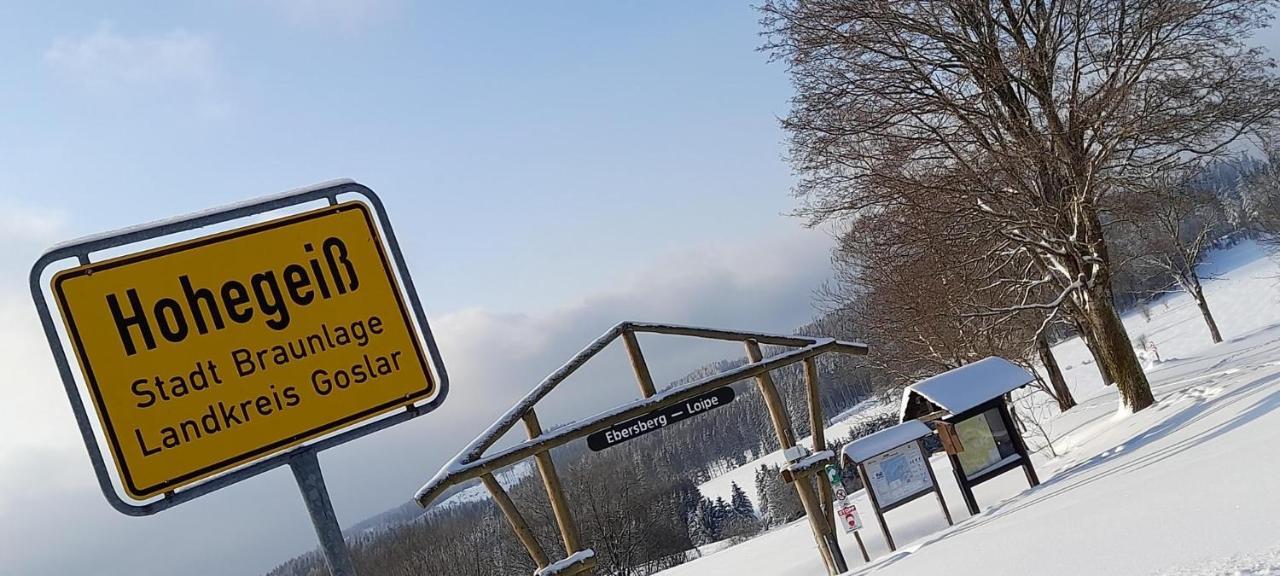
left=750, top=341, right=843, bottom=574
left=793, top=473, right=838, bottom=575
left=948, top=451, right=980, bottom=516
left=745, top=340, right=796, bottom=449
left=803, top=357, right=848, bottom=571
left=854, top=530, right=870, bottom=562
left=621, top=330, right=657, bottom=398
left=1000, top=402, right=1040, bottom=487
left=917, top=440, right=953, bottom=526
left=523, top=410, right=584, bottom=557
left=481, top=473, right=550, bottom=569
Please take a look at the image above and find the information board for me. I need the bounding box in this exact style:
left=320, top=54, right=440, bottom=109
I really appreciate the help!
left=52, top=202, right=435, bottom=499
left=863, top=441, right=933, bottom=508
left=956, top=407, right=1018, bottom=478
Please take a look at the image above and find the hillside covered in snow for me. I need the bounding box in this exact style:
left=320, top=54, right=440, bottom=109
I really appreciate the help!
left=658, top=239, right=1280, bottom=576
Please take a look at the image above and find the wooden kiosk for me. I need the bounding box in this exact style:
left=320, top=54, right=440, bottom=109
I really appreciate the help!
left=900, top=357, right=1040, bottom=516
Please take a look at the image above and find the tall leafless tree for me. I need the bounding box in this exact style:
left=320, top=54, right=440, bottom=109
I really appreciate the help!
left=827, top=202, right=1079, bottom=410
left=762, top=0, right=1280, bottom=412
left=1123, top=175, right=1230, bottom=343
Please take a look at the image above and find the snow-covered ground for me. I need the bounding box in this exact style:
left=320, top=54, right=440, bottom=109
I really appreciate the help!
left=659, top=239, right=1280, bottom=576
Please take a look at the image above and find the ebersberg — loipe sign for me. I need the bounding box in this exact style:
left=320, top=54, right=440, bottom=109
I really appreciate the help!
left=586, top=386, right=734, bottom=451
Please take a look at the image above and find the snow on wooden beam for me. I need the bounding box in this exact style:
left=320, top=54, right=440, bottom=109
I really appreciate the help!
left=534, top=550, right=596, bottom=576
left=781, top=450, right=835, bottom=483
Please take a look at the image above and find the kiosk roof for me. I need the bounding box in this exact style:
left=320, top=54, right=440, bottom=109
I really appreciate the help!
left=899, top=356, right=1034, bottom=421
left=842, top=419, right=932, bottom=463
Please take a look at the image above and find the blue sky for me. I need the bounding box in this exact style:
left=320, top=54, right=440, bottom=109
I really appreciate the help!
left=0, top=2, right=840, bottom=575
left=0, top=0, right=805, bottom=315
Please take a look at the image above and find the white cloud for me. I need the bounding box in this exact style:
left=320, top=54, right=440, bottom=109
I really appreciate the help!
left=44, top=23, right=224, bottom=114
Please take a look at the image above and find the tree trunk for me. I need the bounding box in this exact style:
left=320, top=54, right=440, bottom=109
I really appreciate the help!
left=1069, top=309, right=1116, bottom=386
left=1078, top=288, right=1156, bottom=412
left=1189, top=278, right=1224, bottom=344
left=1036, top=332, right=1077, bottom=411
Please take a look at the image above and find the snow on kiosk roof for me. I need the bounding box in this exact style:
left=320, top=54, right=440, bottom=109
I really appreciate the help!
left=899, top=357, right=1035, bottom=421
left=842, top=419, right=932, bottom=464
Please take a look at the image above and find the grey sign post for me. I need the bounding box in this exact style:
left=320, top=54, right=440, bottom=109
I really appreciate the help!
left=30, top=180, right=449, bottom=576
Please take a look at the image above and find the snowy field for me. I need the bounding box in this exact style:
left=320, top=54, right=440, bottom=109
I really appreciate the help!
left=659, top=239, right=1280, bottom=576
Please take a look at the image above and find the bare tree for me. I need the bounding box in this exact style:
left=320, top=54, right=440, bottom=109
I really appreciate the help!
left=1240, top=140, right=1280, bottom=237
left=827, top=202, right=1079, bottom=410
left=1124, top=175, right=1230, bottom=343
left=762, top=0, right=1280, bottom=412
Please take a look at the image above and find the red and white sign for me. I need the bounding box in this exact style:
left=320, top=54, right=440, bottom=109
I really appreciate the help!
left=838, top=501, right=862, bottom=533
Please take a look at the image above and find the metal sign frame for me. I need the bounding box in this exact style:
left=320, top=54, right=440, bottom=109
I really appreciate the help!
left=30, top=179, right=450, bottom=518
left=942, top=397, right=1039, bottom=516
left=847, top=437, right=952, bottom=552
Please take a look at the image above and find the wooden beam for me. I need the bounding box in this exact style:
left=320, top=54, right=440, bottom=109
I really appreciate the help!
left=621, top=330, right=657, bottom=398
left=481, top=473, right=549, bottom=569
left=523, top=410, right=584, bottom=556
left=536, top=555, right=598, bottom=576
left=627, top=321, right=869, bottom=352
left=918, top=439, right=954, bottom=526
left=745, top=339, right=796, bottom=449
left=802, top=358, right=837, bottom=520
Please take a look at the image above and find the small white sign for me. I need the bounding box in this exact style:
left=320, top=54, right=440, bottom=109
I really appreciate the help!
left=837, top=501, right=862, bottom=533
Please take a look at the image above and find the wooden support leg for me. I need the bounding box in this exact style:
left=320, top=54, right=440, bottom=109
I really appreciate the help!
left=621, top=330, right=657, bottom=398
left=794, top=476, right=839, bottom=575
left=751, top=344, right=840, bottom=575
left=802, top=357, right=846, bottom=570
left=523, top=410, right=586, bottom=564
left=745, top=340, right=795, bottom=449
left=1001, top=403, right=1041, bottom=488
left=949, top=454, right=980, bottom=516
left=858, top=462, right=896, bottom=551
left=918, top=441, right=953, bottom=526
left=854, top=530, right=870, bottom=562
left=482, top=473, right=549, bottom=569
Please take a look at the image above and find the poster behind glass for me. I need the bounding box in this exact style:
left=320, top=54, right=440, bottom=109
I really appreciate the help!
left=955, top=407, right=1019, bottom=479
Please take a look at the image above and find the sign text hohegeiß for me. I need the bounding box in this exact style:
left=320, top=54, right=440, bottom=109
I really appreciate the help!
left=586, top=387, right=734, bottom=451
left=53, top=202, right=434, bottom=500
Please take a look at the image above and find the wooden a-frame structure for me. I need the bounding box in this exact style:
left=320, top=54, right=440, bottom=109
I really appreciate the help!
left=414, top=321, right=868, bottom=575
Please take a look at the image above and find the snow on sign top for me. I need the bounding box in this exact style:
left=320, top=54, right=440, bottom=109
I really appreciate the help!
left=899, top=356, right=1034, bottom=421
left=842, top=419, right=932, bottom=464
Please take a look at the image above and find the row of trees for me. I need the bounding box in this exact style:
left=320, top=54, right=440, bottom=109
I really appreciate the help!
left=763, top=0, right=1280, bottom=413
